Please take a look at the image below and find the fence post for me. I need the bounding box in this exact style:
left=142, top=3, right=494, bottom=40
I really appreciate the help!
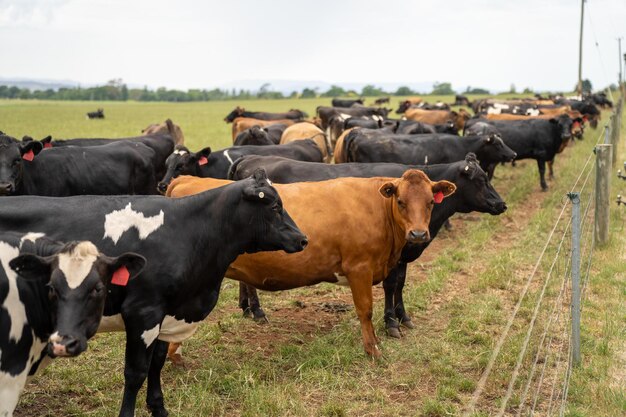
left=595, top=144, right=612, bottom=245
left=567, top=192, right=581, bottom=366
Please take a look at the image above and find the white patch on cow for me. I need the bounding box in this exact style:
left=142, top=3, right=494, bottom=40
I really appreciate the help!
left=223, top=149, right=234, bottom=165
left=333, top=273, right=350, bottom=286
left=48, top=331, right=61, bottom=343
left=266, top=179, right=273, bottom=186
left=487, top=107, right=502, bottom=114
left=103, top=203, right=164, bottom=245
left=339, top=113, right=351, bottom=121
left=425, top=155, right=429, bottom=165
left=372, top=115, right=383, bottom=122
left=0, top=241, right=26, bottom=342
left=173, top=149, right=188, bottom=156
left=527, top=108, right=540, bottom=116
left=96, top=314, right=199, bottom=344
left=141, top=324, right=160, bottom=347
left=19, top=232, right=45, bottom=248
left=493, top=103, right=509, bottom=109
left=58, top=242, right=98, bottom=289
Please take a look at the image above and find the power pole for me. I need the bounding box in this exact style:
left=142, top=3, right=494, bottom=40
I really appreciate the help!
left=577, top=0, right=585, bottom=96
left=618, top=38, right=623, bottom=90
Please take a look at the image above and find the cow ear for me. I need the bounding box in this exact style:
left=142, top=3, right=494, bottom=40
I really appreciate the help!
left=242, top=169, right=272, bottom=202
left=9, top=254, right=53, bottom=282
left=431, top=180, right=456, bottom=199
left=379, top=182, right=397, bottom=198
left=104, top=253, right=147, bottom=285
left=20, top=140, right=43, bottom=156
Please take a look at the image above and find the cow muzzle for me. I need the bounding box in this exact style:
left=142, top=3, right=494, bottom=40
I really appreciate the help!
left=48, top=335, right=85, bottom=358
left=407, top=229, right=430, bottom=243
left=0, top=182, right=14, bottom=195
left=157, top=181, right=169, bottom=194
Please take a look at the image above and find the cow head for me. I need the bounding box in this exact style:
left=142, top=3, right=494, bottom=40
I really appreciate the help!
left=380, top=169, right=456, bottom=244
left=0, top=135, right=43, bottom=195
left=289, top=109, right=309, bottom=118
left=224, top=106, right=245, bottom=123
left=141, top=119, right=185, bottom=145
left=10, top=242, right=146, bottom=357
left=236, top=169, right=308, bottom=254
left=396, top=100, right=412, bottom=114
left=570, top=117, right=585, bottom=139
left=549, top=115, right=576, bottom=143
left=477, top=134, right=517, bottom=163
left=157, top=145, right=211, bottom=194
left=451, top=108, right=472, bottom=130
left=451, top=154, right=507, bottom=215
left=233, top=126, right=274, bottom=146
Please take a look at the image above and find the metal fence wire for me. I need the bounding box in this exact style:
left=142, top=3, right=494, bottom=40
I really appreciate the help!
left=463, top=96, right=623, bottom=416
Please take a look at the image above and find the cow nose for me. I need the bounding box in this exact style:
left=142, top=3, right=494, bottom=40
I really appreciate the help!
left=300, top=238, right=308, bottom=249
left=408, top=230, right=429, bottom=243
left=0, top=183, right=13, bottom=194
left=496, top=202, right=507, bottom=212
left=63, top=337, right=81, bottom=356
left=157, top=182, right=168, bottom=193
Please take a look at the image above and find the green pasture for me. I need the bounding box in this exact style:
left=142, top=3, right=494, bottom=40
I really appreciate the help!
left=0, top=97, right=623, bottom=416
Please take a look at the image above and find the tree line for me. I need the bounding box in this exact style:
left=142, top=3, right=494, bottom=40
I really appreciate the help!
left=0, top=79, right=499, bottom=102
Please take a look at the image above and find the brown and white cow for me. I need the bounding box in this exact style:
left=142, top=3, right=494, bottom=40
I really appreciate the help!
left=166, top=171, right=455, bottom=358
left=280, top=122, right=332, bottom=162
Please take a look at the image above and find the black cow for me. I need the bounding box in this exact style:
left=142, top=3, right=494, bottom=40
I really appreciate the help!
left=453, top=95, right=472, bottom=106
left=395, top=120, right=458, bottom=135
left=223, top=107, right=307, bottom=123
left=331, top=98, right=364, bottom=108
left=156, top=141, right=323, bottom=193
left=0, top=231, right=145, bottom=416
left=0, top=170, right=307, bottom=417
left=343, top=129, right=517, bottom=176
left=233, top=126, right=274, bottom=146
left=567, top=100, right=601, bottom=128
left=465, top=114, right=577, bottom=190
left=229, top=154, right=506, bottom=334
left=0, top=134, right=157, bottom=196
left=374, top=97, right=390, bottom=105
left=316, top=106, right=390, bottom=130
left=262, top=124, right=288, bottom=144
left=87, top=108, right=104, bottom=119
left=23, top=131, right=175, bottom=181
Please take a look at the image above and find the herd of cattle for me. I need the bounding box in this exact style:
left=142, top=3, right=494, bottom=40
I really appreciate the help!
left=0, top=92, right=608, bottom=416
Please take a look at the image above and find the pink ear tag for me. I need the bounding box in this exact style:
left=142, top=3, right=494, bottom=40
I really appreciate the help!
left=198, top=156, right=208, bottom=166
left=111, top=265, right=130, bottom=286
left=44, top=142, right=53, bottom=149
left=22, top=150, right=35, bottom=161
left=433, top=191, right=444, bottom=204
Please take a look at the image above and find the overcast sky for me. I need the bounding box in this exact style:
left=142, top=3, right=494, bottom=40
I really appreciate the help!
left=1, top=0, right=625, bottom=92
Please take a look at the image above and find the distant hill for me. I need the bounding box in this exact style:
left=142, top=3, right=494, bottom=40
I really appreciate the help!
left=217, top=79, right=438, bottom=95
left=0, top=77, right=82, bottom=91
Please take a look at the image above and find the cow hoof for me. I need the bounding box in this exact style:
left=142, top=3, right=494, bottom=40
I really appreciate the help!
left=401, top=320, right=416, bottom=329
left=367, top=345, right=383, bottom=359
left=386, top=327, right=402, bottom=339
left=541, top=187, right=548, bottom=192
left=242, top=307, right=253, bottom=318
left=253, top=315, right=269, bottom=324
left=168, top=354, right=186, bottom=369
left=148, top=406, right=169, bottom=417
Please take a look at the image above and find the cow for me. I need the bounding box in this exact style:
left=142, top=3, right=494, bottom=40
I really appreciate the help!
left=231, top=117, right=297, bottom=140
left=141, top=119, right=185, bottom=146
left=482, top=112, right=585, bottom=140
left=566, top=100, right=601, bottom=128
left=0, top=170, right=307, bottom=417
left=279, top=122, right=332, bottom=162
left=156, top=140, right=323, bottom=193
left=465, top=114, right=577, bottom=190
left=0, top=134, right=158, bottom=196
left=227, top=153, right=506, bottom=335
left=404, top=108, right=471, bottom=131
left=342, top=129, right=517, bottom=179
left=331, top=98, right=365, bottom=108
left=86, top=108, right=104, bottom=119
left=326, top=114, right=386, bottom=150
left=395, top=98, right=423, bottom=114
left=394, top=120, right=458, bottom=135
left=233, top=126, right=274, bottom=146
left=223, top=107, right=307, bottom=123
left=316, top=106, right=390, bottom=131
left=374, top=97, right=390, bottom=105
left=453, top=95, right=472, bottom=106
left=167, top=170, right=456, bottom=358
left=262, top=124, right=288, bottom=144
left=333, top=127, right=356, bottom=164
left=0, top=232, right=146, bottom=417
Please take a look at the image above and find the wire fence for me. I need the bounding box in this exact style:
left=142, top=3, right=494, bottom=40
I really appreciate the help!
left=463, top=96, right=623, bottom=416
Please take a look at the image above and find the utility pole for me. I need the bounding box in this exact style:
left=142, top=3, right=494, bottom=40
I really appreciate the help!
left=618, top=38, right=623, bottom=90
left=577, top=0, right=585, bottom=96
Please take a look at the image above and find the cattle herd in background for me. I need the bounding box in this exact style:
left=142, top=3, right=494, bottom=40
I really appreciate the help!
left=0, top=90, right=608, bottom=416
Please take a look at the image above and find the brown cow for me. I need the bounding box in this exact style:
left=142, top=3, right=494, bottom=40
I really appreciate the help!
left=537, top=105, right=571, bottom=117
left=141, top=119, right=185, bottom=145
left=232, top=117, right=296, bottom=140
left=166, top=171, right=455, bottom=358
left=404, top=108, right=471, bottom=131
left=333, top=127, right=356, bottom=164
left=280, top=122, right=332, bottom=162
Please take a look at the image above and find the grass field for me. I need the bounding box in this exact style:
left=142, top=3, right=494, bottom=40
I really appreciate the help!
left=1, top=97, right=624, bottom=416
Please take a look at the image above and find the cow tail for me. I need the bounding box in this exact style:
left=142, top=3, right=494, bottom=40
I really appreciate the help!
left=227, top=156, right=247, bottom=180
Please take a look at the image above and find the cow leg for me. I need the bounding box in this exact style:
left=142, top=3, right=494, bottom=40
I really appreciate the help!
left=245, top=285, right=267, bottom=322
left=167, top=342, right=184, bottom=368
left=383, top=268, right=401, bottom=338
left=548, top=159, right=555, bottom=179
left=239, top=281, right=252, bottom=318
left=391, top=262, right=415, bottom=330
left=347, top=272, right=381, bottom=358
left=146, top=340, right=169, bottom=417
left=119, top=327, right=159, bottom=417
left=537, top=159, right=548, bottom=191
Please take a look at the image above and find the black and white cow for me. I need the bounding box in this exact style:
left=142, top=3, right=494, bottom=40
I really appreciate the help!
left=156, top=141, right=323, bottom=193
left=0, top=134, right=157, bottom=196
left=0, top=170, right=307, bottom=417
left=1, top=231, right=145, bottom=416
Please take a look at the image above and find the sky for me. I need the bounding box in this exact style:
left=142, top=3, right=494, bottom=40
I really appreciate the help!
left=1, top=0, right=625, bottom=93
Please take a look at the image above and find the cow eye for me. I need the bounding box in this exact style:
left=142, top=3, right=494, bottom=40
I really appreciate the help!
left=90, top=285, right=103, bottom=297
left=397, top=199, right=406, bottom=209
left=47, top=284, right=57, bottom=299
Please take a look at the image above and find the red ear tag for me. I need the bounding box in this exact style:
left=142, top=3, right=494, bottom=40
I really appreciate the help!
left=22, top=150, right=34, bottom=161
left=198, top=156, right=208, bottom=166
left=111, top=265, right=130, bottom=286
left=44, top=142, right=52, bottom=149
left=433, top=191, right=444, bottom=204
